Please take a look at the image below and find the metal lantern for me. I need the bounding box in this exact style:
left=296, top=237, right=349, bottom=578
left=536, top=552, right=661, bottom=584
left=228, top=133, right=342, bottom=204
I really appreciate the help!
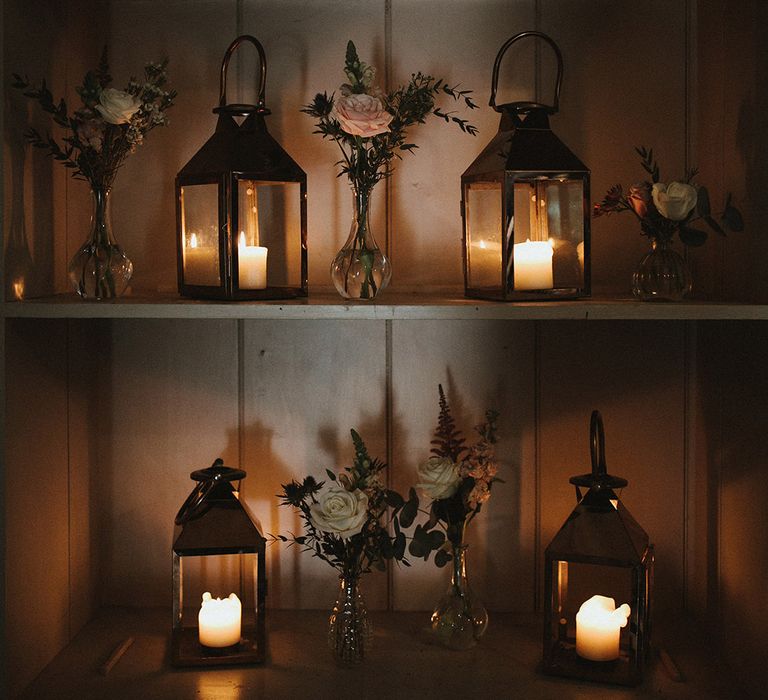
left=462, top=32, right=590, bottom=300
left=543, top=412, right=653, bottom=686
left=176, top=35, right=307, bottom=300
left=172, top=459, right=266, bottom=667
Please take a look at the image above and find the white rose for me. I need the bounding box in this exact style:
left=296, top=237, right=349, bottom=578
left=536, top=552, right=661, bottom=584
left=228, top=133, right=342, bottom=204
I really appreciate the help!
left=309, top=485, right=369, bottom=539
left=651, top=182, right=697, bottom=221
left=96, top=88, right=141, bottom=125
left=416, top=456, right=462, bottom=500
left=332, top=93, right=393, bottom=138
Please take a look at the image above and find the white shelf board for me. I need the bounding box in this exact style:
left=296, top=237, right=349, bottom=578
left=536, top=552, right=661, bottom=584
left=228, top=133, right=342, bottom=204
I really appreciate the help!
left=20, top=608, right=737, bottom=700
left=4, top=291, right=768, bottom=321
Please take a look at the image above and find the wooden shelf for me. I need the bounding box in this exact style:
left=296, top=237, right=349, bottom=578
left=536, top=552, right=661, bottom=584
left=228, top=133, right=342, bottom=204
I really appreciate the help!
left=4, top=291, right=768, bottom=321
left=20, top=608, right=737, bottom=699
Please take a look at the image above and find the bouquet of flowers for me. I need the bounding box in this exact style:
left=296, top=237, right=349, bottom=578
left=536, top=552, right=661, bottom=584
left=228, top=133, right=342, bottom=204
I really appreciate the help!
left=302, top=41, right=477, bottom=299
left=593, top=146, right=743, bottom=246
left=12, top=49, right=175, bottom=191
left=409, top=385, right=500, bottom=565
left=275, top=429, right=411, bottom=664
left=276, top=429, right=411, bottom=578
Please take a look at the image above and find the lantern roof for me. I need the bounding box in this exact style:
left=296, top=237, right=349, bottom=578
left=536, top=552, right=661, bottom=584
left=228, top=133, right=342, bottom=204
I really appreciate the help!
left=178, top=113, right=306, bottom=182
left=173, top=460, right=265, bottom=556
left=545, top=411, right=650, bottom=566
left=462, top=108, right=588, bottom=179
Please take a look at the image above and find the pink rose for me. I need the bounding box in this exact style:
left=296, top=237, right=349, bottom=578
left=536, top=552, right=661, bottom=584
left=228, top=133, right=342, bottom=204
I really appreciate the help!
left=332, top=93, right=392, bottom=138
left=77, top=118, right=105, bottom=152
left=628, top=182, right=651, bottom=218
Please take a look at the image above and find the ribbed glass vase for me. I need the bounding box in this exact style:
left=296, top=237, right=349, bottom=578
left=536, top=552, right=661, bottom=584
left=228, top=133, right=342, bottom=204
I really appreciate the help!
left=328, top=573, right=373, bottom=665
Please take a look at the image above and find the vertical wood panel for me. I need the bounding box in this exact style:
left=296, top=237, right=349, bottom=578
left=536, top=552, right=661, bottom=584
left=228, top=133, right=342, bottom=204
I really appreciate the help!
left=101, top=319, right=239, bottom=605
left=67, top=319, right=105, bottom=635
left=242, top=320, right=389, bottom=609
left=541, top=0, right=687, bottom=297
left=242, top=0, right=386, bottom=291
left=539, top=321, right=687, bottom=614
left=391, top=0, right=536, bottom=291
left=108, top=1, right=237, bottom=294
left=5, top=320, right=69, bottom=696
left=390, top=320, right=536, bottom=611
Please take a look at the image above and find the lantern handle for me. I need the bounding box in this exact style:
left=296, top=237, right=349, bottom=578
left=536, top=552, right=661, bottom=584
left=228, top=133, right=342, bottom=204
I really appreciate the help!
left=217, top=35, right=267, bottom=113
left=489, top=31, right=563, bottom=115
left=174, top=458, right=226, bottom=525
left=590, top=410, right=607, bottom=476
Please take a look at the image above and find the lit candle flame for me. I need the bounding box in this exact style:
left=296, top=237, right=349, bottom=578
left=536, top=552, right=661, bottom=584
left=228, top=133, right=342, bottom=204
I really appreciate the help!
left=238, top=231, right=247, bottom=249
left=189, top=232, right=198, bottom=249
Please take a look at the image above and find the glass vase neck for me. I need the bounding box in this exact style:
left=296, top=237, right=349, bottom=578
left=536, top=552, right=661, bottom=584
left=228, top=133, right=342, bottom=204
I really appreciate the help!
left=90, top=187, right=114, bottom=246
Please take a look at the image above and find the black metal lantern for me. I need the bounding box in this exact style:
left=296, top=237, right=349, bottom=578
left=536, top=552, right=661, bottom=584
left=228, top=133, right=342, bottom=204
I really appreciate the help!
left=543, top=412, right=653, bottom=686
left=462, top=32, right=590, bottom=300
left=176, top=35, right=307, bottom=300
left=172, top=459, right=266, bottom=667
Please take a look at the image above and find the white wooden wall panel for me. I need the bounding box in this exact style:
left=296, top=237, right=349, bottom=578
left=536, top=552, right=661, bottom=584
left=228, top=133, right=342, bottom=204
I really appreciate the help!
left=242, top=320, right=389, bottom=609
left=391, top=0, right=536, bottom=291
left=100, top=319, right=239, bottom=606
left=390, top=320, right=536, bottom=611
left=538, top=321, right=686, bottom=613
left=5, top=320, right=70, bottom=696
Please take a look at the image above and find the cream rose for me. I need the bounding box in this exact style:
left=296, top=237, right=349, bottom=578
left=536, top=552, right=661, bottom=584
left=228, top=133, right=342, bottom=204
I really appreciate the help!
left=309, top=485, right=369, bottom=539
left=96, top=88, right=141, bottom=125
left=332, top=93, right=393, bottom=138
left=651, top=182, right=697, bottom=221
left=416, top=456, right=462, bottom=500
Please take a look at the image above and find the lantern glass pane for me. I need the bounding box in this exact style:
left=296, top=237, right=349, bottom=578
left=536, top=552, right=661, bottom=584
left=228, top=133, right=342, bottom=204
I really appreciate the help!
left=465, top=181, right=503, bottom=289
left=511, top=179, right=584, bottom=290
left=236, top=180, right=302, bottom=288
left=180, top=184, right=220, bottom=286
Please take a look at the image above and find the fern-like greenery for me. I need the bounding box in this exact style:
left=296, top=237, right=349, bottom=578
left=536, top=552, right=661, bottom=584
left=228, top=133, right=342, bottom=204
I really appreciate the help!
left=429, top=384, right=467, bottom=462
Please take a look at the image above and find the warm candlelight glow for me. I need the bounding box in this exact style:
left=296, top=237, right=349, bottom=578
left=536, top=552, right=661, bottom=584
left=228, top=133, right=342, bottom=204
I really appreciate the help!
left=183, top=231, right=218, bottom=285
left=198, top=592, right=242, bottom=648
left=189, top=232, right=198, bottom=248
left=575, top=595, right=630, bottom=661
left=513, top=239, right=554, bottom=290
left=238, top=231, right=268, bottom=290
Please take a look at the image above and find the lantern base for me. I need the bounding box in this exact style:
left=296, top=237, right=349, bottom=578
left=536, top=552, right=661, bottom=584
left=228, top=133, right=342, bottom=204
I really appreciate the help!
left=464, top=287, right=589, bottom=302
left=171, top=624, right=265, bottom=667
left=178, top=285, right=307, bottom=301
left=543, top=640, right=642, bottom=686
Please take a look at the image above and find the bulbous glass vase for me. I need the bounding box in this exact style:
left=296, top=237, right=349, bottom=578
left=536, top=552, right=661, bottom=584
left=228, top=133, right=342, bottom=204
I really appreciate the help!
left=330, top=185, right=391, bottom=300
left=632, top=238, right=691, bottom=302
left=68, top=187, right=133, bottom=300
left=431, top=542, right=489, bottom=650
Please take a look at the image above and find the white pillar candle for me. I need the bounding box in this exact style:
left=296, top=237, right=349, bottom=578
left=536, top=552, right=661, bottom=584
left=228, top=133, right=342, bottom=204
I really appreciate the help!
left=198, top=592, right=242, bottom=648
left=575, top=595, right=631, bottom=661
left=513, top=239, right=554, bottom=290
left=184, top=232, right=219, bottom=286
left=238, top=231, right=268, bottom=290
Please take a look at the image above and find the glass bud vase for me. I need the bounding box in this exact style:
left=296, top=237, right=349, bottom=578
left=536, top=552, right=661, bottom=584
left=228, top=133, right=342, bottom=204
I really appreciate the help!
left=328, top=573, right=373, bottom=665
left=330, top=185, right=391, bottom=300
left=431, top=542, right=489, bottom=650
left=68, top=187, right=133, bottom=300
left=632, top=238, right=691, bottom=302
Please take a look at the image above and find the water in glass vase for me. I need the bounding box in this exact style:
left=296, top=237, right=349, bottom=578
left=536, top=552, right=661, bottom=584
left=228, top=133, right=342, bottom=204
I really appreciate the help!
left=632, top=238, right=691, bottom=302
left=68, top=187, right=133, bottom=300
left=331, top=185, right=391, bottom=300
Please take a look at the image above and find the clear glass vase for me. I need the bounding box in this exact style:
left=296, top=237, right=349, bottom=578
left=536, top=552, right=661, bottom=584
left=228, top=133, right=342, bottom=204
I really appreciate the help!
left=328, top=573, right=373, bottom=665
left=68, top=187, right=133, bottom=300
left=431, top=540, right=489, bottom=650
left=330, top=184, right=391, bottom=300
left=632, top=238, right=691, bottom=302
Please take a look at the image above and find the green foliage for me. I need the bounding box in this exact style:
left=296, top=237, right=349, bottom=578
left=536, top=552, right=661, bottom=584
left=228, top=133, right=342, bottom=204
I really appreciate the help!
left=271, top=429, right=412, bottom=578
left=302, top=40, right=477, bottom=192
left=12, top=48, right=175, bottom=189
left=595, top=146, right=745, bottom=246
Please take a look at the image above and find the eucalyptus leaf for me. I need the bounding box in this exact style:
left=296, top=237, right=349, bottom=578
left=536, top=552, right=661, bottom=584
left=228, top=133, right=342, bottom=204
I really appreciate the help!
left=704, top=215, right=726, bottom=236
left=325, top=469, right=337, bottom=481
left=385, top=489, right=404, bottom=509
left=722, top=205, right=744, bottom=232
left=697, top=186, right=711, bottom=217
left=434, top=549, right=452, bottom=568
